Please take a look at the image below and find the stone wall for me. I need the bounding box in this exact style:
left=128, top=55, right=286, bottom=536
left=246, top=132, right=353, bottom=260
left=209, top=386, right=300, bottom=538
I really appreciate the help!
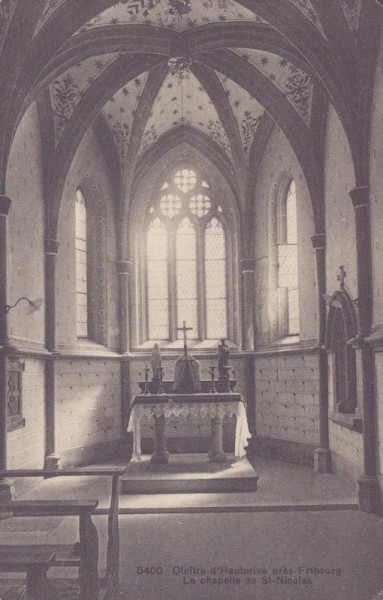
left=370, top=30, right=383, bottom=330
left=57, top=127, right=119, bottom=350
left=4, top=104, right=46, bottom=472
left=5, top=102, right=45, bottom=347
left=253, top=125, right=317, bottom=346
left=324, top=104, right=357, bottom=300
left=254, top=351, right=320, bottom=464
left=370, top=31, right=383, bottom=504
left=328, top=421, right=363, bottom=483
left=323, top=104, right=362, bottom=482
left=55, top=358, right=121, bottom=466
left=375, top=353, right=383, bottom=480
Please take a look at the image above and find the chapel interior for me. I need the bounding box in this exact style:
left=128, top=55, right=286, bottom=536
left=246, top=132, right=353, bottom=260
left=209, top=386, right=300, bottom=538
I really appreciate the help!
left=1, top=1, right=383, bottom=598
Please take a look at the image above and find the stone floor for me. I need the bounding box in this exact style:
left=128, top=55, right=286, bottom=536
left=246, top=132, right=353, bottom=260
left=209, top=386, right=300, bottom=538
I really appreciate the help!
left=1, top=456, right=383, bottom=600
left=9, top=455, right=358, bottom=511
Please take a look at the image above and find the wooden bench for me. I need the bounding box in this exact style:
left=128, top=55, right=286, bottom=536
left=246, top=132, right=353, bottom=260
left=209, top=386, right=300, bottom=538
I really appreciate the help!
left=0, top=546, right=56, bottom=599
left=0, top=467, right=126, bottom=600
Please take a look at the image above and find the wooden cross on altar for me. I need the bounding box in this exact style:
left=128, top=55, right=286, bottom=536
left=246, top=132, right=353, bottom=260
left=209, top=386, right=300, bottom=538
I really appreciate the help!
left=337, top=265, right=347, bottom=289
left=177, top=321, right=193, bottom=356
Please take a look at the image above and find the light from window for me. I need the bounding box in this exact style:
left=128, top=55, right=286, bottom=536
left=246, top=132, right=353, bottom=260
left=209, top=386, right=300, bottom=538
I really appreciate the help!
left=145, top=168, right=230, bottom=342
left=286, top=180, right=298, bottom=244
left=190, top=193, right=211, bottom=217
left=176, top=218, right=198, bottom=339
left=160, top=193, right=182, bottom=218
left=205, top=217, right=227, bottom=339
left=278, top=179, right=299, bottom=335
left=147, top=218, right=169, bottom=340
left=174, top=169, right=197, bottom=193
left=75, top=190, right=88, bottom=338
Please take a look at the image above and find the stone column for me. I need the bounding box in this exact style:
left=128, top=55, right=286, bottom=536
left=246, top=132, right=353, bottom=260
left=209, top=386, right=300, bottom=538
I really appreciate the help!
left=117, top=261, right=131, bottom=353
left=44, top=238, right=61, bottom=470
left=0, top=196, right=11, bottom=345
left=209, top=416, right=227, bottom=463
left=311, top=233, right=331, bottom=473
left=151, top=415, right=169, bottom=464
left=241, top=258, right=256, bottom=351
left=45, top=239, right=59, bottom=352
left=0, top=196, right=12, bottom=510
left=119, top=357, right=132, bottom=458
left=349, top=186, right=379, bottom=512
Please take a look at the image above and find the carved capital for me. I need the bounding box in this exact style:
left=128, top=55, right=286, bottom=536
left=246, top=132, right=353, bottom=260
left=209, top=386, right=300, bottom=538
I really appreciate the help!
left=241, top=258, right=255, bottom=272
left=349, top=186, right=369, bottom=209
left=45, top=238, right=59, bottom=255
left=311, top=233, right=325, bottom=250
left=117, top=260, right=131, bottom=275
left=0, top=196, right=11, bottom=217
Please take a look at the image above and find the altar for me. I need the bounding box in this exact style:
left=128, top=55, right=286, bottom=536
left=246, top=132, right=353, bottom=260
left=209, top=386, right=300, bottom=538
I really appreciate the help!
left=127, top=325, right=251, bottom=465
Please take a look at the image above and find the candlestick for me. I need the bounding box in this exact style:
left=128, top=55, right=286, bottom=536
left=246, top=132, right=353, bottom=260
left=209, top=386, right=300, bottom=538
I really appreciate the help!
left=143, top=363, right=150, bottom=394
left=222, top=365, right=231, bottom=392
left=157, top=366, right=165, bottom=394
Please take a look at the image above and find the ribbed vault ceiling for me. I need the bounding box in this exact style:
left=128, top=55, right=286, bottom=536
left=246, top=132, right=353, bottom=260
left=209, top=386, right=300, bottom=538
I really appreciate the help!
left=42, top=0, right=327, bottom=167
left=0, top=0, right=375, bottom=231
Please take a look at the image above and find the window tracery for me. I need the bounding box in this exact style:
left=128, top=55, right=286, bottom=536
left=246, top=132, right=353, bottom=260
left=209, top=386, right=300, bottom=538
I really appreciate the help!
left=143, top=167, right=232, bottom=343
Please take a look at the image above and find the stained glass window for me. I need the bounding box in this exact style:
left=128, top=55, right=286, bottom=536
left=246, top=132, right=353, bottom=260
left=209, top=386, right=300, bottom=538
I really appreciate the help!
left=205, top=218, right=227, bottom=339
left=147, top=218, right=169, bottom=340
left=174, top=168, right=197, bottom=193
left=190, top=193, right=211, bottom=217
left=145, top=168, right=229, bottom=342
left=176, top=218, right=198, bottom=339
left=75, top=189, right=88, bottom=338
left=160, top=194, right=182, bottom=218
left=277, top=179, right=300, bottom=335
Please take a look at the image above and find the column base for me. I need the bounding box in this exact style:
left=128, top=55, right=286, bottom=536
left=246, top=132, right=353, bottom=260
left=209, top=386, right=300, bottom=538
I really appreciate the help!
left=358, top=476, right=381, bottom=513
left=44, top=453, right=61, bottom=471
left=150, top=451, right=169, bottom=465
left=314, top=447, right=332, bottom=473
left=208, top=450, right=227, bottom=463
left=0, top=478, right=13, bottom=519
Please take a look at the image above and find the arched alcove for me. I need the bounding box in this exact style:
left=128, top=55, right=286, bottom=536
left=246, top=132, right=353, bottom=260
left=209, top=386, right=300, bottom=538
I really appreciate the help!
left=129, top=143, right=241, bottom=349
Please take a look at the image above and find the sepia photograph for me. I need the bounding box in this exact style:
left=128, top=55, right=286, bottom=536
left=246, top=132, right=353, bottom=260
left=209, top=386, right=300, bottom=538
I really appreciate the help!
left=1, top=0, right=383, bottom=598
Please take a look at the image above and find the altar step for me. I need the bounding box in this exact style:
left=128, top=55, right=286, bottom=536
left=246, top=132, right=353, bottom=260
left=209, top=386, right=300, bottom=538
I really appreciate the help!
left=120, top=454, right=258, bottom=494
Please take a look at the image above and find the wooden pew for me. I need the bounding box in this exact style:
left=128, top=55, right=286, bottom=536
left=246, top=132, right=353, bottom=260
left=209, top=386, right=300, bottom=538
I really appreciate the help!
left=0, top=467, right=125, bottom=600
left=0, top=546, right=56, bottom=600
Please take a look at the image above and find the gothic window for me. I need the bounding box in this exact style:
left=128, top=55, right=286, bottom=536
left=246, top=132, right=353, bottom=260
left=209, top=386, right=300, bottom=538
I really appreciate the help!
left=277, top=179, right=300, bottom=336
left=143, top=168, right=232, bottom=343
left=75, top=189, right=89, bottom=338
left=205, top=217, right=227, bottom=340
left=147, top=218, right=169, bottom=340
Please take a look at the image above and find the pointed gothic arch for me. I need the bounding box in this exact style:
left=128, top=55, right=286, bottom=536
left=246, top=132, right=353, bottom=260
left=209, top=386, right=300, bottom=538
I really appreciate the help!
left=325, top=289, right=358, bottom=414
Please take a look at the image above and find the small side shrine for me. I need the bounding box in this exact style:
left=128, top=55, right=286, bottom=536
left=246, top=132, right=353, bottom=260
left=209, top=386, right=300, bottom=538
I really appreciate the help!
left=127, top=323, right=252, bottom=468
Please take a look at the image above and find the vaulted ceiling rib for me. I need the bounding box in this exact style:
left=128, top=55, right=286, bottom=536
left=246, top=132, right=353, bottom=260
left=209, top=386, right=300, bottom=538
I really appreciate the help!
left=0, top=0, right=369, bottom=230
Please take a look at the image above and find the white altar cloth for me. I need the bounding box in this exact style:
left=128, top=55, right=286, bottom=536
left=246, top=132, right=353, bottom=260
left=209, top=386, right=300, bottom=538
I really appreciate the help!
left=127, top=400, right=251, bottom=460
